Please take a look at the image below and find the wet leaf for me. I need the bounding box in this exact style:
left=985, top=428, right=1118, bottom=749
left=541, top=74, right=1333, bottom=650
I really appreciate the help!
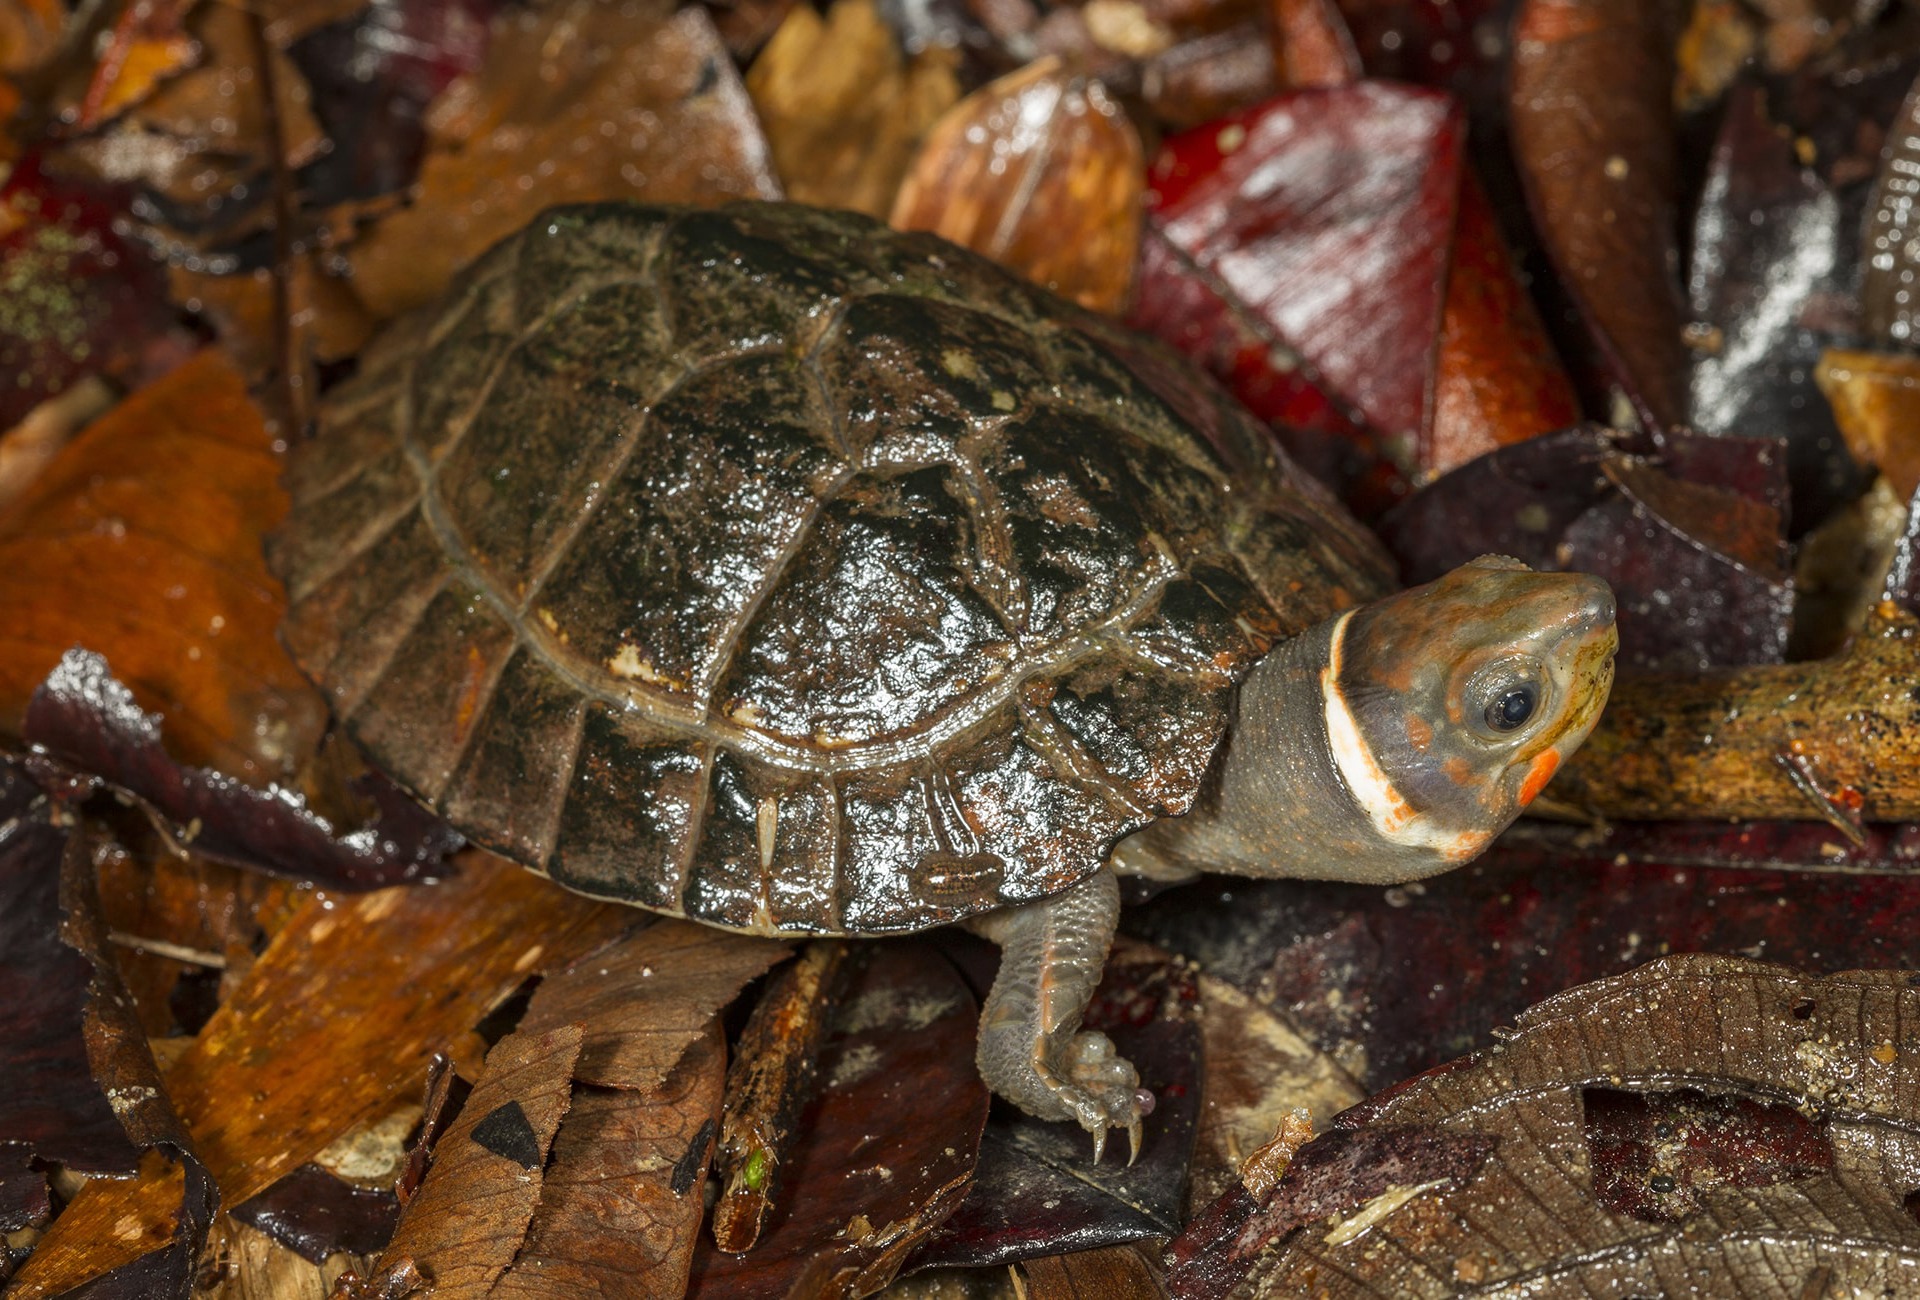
left=354, top=1023, right=583, bottom=1296
left=5, top=830, right=216, bottom=1300
left=13, top=851, right=630, bottom=1298
left=1019, top=1242, right=1166, bottom=1299
left=170, top=256, right=376, bottom=389
left=910, top=939, right=1200, bottom=1271
left=1862, top=66, right=1920, bottom=346
left=1129, top=850, right=1920, bottom=1101
left=747, top=0, right=960, bottom=219
left=517, top=918, right=789, bottom=1093
left=1167, top=1124, right=1495, bottom=1300
left=492, top=1024, right=727, bottom=1300
left=689, top=941, right=989, bottom=1299
left=1510, top=0, right=1690, bottom=431
left=345, top=4, right=780, bottom=319
left=1378, top=425, right=1793, bottom=673
left=892, top=57, right=1144, bottom=314
left=1132, top=83, right=1464, bottom=511
left=1817, top=348, right=1920, bottom=500
left=1689, top=83, right=1866, bottom=533
left=0, top=350, right=324, bottom=784
left=26, top=650, right=461, bottom=891
left=1241, top=956, right=1920, bottom=1295
left=1427, top=168, right=1579, bottom=476
left=68, top=0, right=197, bottom=130
left=0, top=154, right=179, bottom=430
left=0, top=764, right=132, bottom=1174
left=230, top=1161, right=399, bottom=1263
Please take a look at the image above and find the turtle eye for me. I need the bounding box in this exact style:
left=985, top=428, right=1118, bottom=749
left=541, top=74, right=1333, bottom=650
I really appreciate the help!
left=1486, top=685, right=1537, bottom=732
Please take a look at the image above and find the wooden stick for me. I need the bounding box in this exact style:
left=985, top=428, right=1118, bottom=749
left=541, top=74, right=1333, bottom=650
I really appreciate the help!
left=1554, top=601, right=1920, bottom=827
left=711, top=940, right=850, bottom=1254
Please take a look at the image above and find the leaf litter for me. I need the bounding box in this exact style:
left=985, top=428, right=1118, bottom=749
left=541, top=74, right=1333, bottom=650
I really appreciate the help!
left=5, top=0, right=1920, bottom=1294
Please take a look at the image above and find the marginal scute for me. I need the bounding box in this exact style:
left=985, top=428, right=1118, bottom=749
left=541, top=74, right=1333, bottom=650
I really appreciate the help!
left=277, top=201, right=1399, bottom=935
left=548, top=707, right=703, bottom=911
left=441, top=646, right=585, bottom=867
left=345, top=582, right=518, bottom=803
left=279, top=509, right=450, bottom=713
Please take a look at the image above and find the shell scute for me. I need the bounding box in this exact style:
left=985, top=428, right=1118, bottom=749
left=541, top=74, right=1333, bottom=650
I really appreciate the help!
left=717, top=463, right=1015, bottom=749
left=532, top=351, right=844, bottom=703
left=281, top=201, right=1399, bottom=935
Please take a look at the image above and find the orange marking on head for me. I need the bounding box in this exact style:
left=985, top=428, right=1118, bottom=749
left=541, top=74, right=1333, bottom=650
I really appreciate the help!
left=1518, top=749, right=1561, bottom=805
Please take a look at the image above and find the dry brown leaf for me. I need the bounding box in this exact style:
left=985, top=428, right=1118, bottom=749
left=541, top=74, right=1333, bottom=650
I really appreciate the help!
left=1252, top=955, right=1920, bottom=1296
left=891, top=56, right=1144, bottom=314
left=492, top=1023, right=728, bottom=1300
left=357, top=1023, right=584, bottom=1296
left=0, top=348, right=325, bottom=785
left=1186, top=974, right=1364, bottom=1214
left=346, top=4, right=781, bottom=319
left=170, top=255, right=375, bottom=386
left=1816, top=348, right=1920, bottom=500
left=0, top=0, right=64, bottom=73
left=1020, top=1242, right=1166, bottom=1299
left=196, top=1216, right=369, bottom=1300
left=517, top=919, right=789, bottom=1093
left=747, top=0, right=959, bottom=218
left=9, top=851, right=630, bottom=1299
left=124, top=1, right=326, bottom=171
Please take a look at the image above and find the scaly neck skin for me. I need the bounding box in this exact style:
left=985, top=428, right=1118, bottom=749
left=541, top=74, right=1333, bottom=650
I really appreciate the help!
left=1113, top=615, right=1448, bottom=885
left=1111, top=559, right=1617, bottom=887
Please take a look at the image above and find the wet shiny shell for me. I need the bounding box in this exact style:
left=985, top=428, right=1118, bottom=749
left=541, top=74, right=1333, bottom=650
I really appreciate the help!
left=274, top=202, right=1394, bottom=935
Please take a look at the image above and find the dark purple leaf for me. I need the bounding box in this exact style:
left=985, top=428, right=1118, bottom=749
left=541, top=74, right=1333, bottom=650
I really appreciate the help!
left=231, top=1164, right=401, bottom=1264
left=0, top=765, right=136, bottom=1174
left=1687, top=82, right=1867, bottom=534
left=1166, top=1125, right=1495, bottom=1300
left=1584, top=1087, right=1833, bottom=1224
left=1128, top=854, right=1920, bottom=1096
left=1378, top=425, right=1792, bottom=672
left=908, top=939, right=1202, bottom=1271
left=25, top=648, right=461, bottom=891
left=1499, top=817, right=1920, bottom=876
left=290, top=0, right=504, bottom=207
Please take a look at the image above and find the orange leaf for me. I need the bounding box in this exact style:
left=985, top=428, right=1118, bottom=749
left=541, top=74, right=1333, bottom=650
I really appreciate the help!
left=891, top=56, right=1145, bottom=315
left=0, top=348, right=325, bottom=785
left=1816, top=349, right=1920, bottom=500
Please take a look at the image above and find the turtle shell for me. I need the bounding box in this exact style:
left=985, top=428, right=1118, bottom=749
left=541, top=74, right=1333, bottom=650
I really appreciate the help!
left=274, top=202, right=1394, bottom=936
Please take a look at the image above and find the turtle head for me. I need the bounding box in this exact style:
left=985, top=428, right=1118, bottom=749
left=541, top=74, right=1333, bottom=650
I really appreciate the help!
left=1322, top=555, right=1616, bottom=871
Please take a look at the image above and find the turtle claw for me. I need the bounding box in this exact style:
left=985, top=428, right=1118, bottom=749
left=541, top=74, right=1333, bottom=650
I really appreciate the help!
left=1127, top=1116, right=1143, bottom=1167
left=1092, top=1126, right=1107, bottom=1164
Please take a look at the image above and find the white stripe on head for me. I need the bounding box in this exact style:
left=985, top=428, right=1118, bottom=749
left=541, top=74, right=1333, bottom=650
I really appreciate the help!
left=1320, top=611, right=1488, bottom=862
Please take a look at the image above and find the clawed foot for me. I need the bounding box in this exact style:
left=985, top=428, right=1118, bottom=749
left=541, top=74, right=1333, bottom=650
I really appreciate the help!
left=1031, top=1028, right=1154, bottom=1164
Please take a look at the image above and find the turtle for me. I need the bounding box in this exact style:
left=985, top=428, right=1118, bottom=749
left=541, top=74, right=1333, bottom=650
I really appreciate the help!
left=273, top=200, right=1617, bottom=1158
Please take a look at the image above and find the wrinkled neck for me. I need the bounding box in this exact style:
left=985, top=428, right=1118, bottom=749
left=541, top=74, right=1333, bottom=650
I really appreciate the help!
left=1112, top=614, right=1476, bottom=886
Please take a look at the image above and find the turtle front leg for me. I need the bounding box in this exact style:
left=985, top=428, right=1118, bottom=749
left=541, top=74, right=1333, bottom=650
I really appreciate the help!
left=968, top=867, right=1147, bottom=1162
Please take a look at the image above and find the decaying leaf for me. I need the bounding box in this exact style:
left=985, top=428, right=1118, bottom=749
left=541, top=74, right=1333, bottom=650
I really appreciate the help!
left=1017, top=1241, right=1166, bottom=1299
left=1243, top=956, right=1920, bottom=1296
left=25, top=649, right=460, bottom=892
left=516, top=918, right=789, bottom=1094
left=353, top=1023, right=584, bottom=1296
left=892, top=56, right=1144, bottom=314
left=689, top=942, right=989, bottom=1299
left=746, top=0, right=959, bottom=218
left=12, top=851, right=630, bottom=1298
left=0, top=350, right=323, bottom=784
left=345, top=4, right=780, bottom=319
left=1184, top=974, right=1363, bottom=1213
left=1510, top=0, right=1691, bottom=431
left=492, top=1024, right=728, bottom=1300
